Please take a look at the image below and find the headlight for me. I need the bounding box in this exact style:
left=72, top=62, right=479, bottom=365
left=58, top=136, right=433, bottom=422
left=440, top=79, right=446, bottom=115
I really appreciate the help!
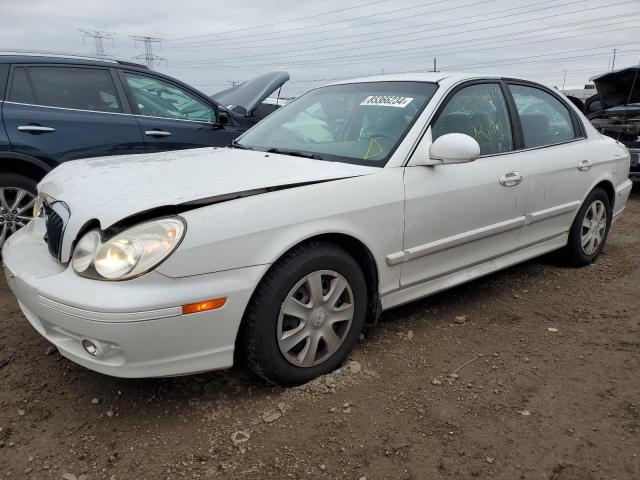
left=71, top=217, right=185, bottom=281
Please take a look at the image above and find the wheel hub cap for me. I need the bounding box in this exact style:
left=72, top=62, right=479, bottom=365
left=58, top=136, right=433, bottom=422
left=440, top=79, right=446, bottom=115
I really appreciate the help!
left=277, top=270, right=355, bottom=368
left=580, top=199, right=607, bottom=256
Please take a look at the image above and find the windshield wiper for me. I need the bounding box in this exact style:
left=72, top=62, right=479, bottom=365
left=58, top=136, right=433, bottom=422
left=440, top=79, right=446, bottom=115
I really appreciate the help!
left=229, top=140, right=253, bottom=150
left=266, top=148, right=323, bottom=160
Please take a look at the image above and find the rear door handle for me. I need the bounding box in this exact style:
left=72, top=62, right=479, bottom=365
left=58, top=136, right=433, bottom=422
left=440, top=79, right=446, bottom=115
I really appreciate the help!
left=17, top=125, right=55, bottom=133
left=499, top=171, right=523, bottom=187
left=577, top=159, right=593, bottom=171
left=144, top=130, right=172, bottom=137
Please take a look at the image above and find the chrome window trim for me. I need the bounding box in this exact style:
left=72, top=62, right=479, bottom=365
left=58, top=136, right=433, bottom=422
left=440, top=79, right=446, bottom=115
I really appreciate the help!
left=3, top=101, right=133, bottom=116
left=133, top=114, right=216, bottom=125
left=4, top=101, right=217, bottom=125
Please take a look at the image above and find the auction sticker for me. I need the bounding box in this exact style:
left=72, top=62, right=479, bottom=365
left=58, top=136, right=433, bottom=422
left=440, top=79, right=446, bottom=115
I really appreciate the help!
left=360, top=95, right=413, bottom=108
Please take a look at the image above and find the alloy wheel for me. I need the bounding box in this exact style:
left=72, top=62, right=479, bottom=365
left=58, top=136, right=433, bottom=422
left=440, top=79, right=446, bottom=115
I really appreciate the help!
left=277, top=270, right=354, bottom=368
left=0, top=188, right=35, bottom=247
left=580, top=199, right=607, bottom=256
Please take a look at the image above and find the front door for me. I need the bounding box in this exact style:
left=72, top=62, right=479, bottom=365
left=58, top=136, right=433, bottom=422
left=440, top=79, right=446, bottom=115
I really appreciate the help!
left=121, top=71, right=240, bottom=152
left=401, top=82, right=528, bottom=288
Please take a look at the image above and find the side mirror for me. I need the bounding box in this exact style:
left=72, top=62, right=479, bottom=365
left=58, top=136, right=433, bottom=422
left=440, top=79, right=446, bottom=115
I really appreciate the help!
left=428, top=133, right=480, bottom=164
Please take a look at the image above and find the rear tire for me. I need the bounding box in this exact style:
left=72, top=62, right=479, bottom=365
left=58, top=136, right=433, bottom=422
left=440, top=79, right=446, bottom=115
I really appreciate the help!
left=563, top=187, right=611, bottom=267
left=240, top=241, right=367, bottom=386
left=0, top=173, right=38, bottom=248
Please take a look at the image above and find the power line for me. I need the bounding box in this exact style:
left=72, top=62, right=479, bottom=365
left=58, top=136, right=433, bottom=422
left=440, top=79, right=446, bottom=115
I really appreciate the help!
left=166, top=0, right=498, bottom=49
left=167, top=0, right=455, bottom=45
left=166, top=0, right=397, bottom=41
left=131, top=36, right=166, bottom=69
left=167, top=10, right=640, bottom=70
left=168, top=0, right=632, bottom=65
left=79, top=29, right=115, bottom=58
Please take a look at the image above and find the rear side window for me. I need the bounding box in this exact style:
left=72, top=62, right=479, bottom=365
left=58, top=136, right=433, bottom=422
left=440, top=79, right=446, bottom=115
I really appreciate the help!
left=432, top=83, right=513, bottom=156
left=9, top=66, right=122, bottom=113
left=508, top=84, right=577, bottom=148
left=8, top=67, right=36, bottom=104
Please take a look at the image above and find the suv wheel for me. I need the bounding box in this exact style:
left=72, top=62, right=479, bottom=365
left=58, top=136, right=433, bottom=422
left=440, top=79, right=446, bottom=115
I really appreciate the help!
left=0, top=173, right=38, bottom=247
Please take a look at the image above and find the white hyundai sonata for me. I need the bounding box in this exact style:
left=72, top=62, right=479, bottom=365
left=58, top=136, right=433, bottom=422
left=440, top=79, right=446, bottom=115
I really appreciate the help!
left=3, top=73, right=633, bottom=385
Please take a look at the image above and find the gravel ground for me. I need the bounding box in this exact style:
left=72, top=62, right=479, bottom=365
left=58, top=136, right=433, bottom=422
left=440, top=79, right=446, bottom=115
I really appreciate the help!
left=1, top=191, right=639, bottom=480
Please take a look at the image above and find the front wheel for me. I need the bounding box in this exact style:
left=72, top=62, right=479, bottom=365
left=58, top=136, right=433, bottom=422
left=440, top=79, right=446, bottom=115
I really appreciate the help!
left=240, top=241, right=367, bottom=386
left=0, top=173, right=38, bottom=248
left=563, top=187, right=612, bottom=267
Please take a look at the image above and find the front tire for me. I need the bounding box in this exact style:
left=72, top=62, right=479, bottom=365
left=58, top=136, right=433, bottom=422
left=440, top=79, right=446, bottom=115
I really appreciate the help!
left=563, top=187, right=611, bottom=267
left=0, top=173, right=38, bottom=248
left=240, top=241, right=367, bottom=386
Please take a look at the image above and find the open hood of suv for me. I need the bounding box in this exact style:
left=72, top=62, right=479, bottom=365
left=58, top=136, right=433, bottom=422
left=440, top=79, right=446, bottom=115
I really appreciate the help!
left=211, top=71, right=289, bottom=116
left=38, top=147, right=379, bottom=262
left=590, top=66, right=640, bottom=110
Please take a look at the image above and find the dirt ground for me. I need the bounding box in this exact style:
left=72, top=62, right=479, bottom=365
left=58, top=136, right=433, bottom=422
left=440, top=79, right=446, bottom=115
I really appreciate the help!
left=1, top=192, right=639, bottom=480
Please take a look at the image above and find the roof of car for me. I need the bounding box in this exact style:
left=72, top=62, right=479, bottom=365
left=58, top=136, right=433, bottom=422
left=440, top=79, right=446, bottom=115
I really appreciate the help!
left=328, top=71, right=535, bottom=86
left=0, top=51, right=148, bottom=70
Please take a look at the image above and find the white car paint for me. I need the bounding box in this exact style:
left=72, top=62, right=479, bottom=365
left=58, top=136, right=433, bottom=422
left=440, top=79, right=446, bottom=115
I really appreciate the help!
left=2, top=72, right=633, bottom=379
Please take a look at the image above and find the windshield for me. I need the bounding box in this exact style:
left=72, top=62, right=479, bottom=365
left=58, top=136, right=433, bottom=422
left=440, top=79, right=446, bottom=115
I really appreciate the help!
left=236, top=81, right=438, bottom=166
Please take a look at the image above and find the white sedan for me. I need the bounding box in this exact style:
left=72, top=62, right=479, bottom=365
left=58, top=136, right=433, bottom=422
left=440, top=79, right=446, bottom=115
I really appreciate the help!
left=3, top=73, right=633, bottom=386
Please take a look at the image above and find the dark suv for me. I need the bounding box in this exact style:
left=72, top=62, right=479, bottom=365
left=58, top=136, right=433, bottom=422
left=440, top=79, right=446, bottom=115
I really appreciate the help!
left=0, top=53, right=288, bottom=244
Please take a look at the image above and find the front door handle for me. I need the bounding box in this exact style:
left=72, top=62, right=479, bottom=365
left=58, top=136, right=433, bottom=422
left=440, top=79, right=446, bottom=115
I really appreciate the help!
left=577, top=159, right=593, bottom=171
left=17, top=125, right=55, bottom=133
left=145, top=130, right=172, bottom=138
left=499, top=171, right=523, bottom=187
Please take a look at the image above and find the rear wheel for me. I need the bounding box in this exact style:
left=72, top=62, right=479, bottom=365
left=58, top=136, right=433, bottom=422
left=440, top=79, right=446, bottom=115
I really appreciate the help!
left=563, top=187, right=611, bottom=267
left=240, top=241, right=367, bottom=386
left=0, top=173, right=38, bottom=248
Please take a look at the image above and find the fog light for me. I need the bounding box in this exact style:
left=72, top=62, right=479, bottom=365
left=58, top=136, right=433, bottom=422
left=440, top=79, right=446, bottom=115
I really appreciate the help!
left=81, top=338, right=103, bottom=358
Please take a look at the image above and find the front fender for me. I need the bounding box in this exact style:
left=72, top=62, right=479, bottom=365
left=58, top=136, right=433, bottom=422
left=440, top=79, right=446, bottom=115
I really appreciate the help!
left=156, top=169, right=405, bottom=296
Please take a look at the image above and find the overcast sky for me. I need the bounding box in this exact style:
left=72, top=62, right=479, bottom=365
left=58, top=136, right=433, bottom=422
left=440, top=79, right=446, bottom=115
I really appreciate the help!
left=1, top=0, right=639, bottom=96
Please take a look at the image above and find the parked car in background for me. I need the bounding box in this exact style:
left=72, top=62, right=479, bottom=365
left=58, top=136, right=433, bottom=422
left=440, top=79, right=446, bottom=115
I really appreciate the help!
left=0, top=52, right=289, bottom=245
left=582, top=66, right=639, bottom=182
left=3, top=73, right=632, bottom=386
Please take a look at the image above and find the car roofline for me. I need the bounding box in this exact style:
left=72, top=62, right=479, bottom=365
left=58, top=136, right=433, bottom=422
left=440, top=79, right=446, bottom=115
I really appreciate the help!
left=0, top=50, right=148, bottom=69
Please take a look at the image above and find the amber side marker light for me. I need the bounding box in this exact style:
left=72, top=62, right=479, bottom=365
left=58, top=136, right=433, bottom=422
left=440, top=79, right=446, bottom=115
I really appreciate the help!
left=182, top=298, right=227, bottom=315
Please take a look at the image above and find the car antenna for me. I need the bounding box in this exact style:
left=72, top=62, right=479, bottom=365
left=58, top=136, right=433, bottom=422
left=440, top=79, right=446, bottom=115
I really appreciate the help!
left=616, top=59, right=640, bottom=143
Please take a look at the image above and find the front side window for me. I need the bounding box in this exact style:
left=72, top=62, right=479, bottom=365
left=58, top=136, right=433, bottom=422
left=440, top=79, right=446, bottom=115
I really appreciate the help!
left=9, top=66, right=122, bottom=113
left=432, top=83, right=513, bottom=155
left=124, top=73, right=215, bottom=122
left=237, top=81, right=438, bottom=166
left=509, top=84, right=577, bottom=148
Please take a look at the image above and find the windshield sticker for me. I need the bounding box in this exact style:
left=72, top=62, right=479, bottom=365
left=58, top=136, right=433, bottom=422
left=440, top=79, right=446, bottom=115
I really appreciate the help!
left=360, top=96, right=414, bottom=108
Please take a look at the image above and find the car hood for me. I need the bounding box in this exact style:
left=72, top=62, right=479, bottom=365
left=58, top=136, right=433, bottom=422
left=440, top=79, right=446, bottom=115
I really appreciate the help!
left=590, top=66, right=640, bottom=109
left=211, top=71, right=289, bottom=116
left=38, top=147, right=380, bottom=262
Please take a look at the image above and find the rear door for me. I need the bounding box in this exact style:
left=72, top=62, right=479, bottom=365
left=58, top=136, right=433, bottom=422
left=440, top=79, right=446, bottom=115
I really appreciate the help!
left=506, top=82, right=597, bottom=246
left=120, top=71, right=240, bottom=152
left=2, top=65, right=145, bottom=163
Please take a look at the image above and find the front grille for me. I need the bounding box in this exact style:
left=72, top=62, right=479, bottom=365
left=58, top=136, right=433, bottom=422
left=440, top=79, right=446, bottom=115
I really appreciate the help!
left=44, top=204, right=65, bottom=260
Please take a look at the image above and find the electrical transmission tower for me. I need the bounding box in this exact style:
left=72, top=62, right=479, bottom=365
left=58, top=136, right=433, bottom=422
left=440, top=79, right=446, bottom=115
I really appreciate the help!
left=79, top=29, right=115, bottom=58
left=131, top=36, right=166, bottom=69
